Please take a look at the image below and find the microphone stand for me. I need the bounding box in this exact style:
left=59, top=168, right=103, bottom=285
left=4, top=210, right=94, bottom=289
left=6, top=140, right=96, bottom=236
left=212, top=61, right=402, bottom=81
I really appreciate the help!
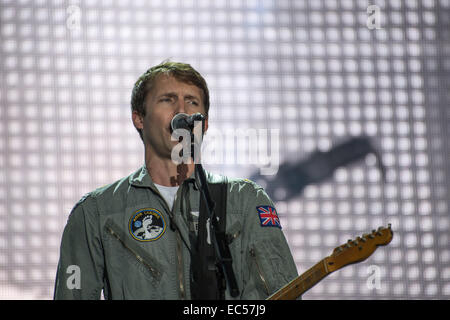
left=190, top=119, right=240, bottom=299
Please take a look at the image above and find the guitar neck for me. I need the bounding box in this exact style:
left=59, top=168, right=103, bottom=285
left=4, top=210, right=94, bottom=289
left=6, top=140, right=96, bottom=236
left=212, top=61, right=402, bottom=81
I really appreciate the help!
left=267, top=225, right=393, bottom=300
left=267, top=257, right=331, bottom=300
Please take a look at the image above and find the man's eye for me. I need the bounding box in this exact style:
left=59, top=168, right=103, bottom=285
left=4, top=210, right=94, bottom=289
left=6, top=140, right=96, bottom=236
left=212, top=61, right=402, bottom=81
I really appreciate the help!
left=189, top=100, right=199, bottom=106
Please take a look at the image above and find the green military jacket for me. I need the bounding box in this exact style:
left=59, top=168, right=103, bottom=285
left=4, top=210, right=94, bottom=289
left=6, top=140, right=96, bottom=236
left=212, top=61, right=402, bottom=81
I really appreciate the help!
left=54, top=165, right=298, bottom=300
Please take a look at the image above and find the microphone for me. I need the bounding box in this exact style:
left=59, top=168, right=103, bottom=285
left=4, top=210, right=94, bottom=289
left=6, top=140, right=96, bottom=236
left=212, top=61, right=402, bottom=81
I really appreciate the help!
left=171, top=113, right=205, bottom=131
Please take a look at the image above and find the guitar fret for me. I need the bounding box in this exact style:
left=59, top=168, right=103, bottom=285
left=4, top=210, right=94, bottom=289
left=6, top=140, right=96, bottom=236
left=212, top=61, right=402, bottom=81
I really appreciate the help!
left=271, top=259, right=329, bottom=300
left=299, top=260, right=327, bottom=292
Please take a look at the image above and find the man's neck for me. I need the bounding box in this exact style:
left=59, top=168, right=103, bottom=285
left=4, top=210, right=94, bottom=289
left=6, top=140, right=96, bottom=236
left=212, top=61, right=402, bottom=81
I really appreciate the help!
left=145, top=149, right=194, bottom=187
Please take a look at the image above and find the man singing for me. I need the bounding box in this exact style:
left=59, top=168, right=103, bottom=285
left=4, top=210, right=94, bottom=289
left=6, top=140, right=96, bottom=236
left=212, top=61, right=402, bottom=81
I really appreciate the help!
left=54, top=61, right=298, bottom=299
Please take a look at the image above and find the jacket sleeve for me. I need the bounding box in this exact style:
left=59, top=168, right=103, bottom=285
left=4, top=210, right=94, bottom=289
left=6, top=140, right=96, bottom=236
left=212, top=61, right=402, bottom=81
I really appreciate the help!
left=239, top=181, right=298, bottom=299
left=53, top=194, right=105, bottom=300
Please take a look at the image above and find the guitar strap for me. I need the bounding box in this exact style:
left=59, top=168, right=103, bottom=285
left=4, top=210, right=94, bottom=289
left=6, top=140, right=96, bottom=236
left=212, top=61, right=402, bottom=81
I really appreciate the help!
left=190, top=178, right=228, bottom=300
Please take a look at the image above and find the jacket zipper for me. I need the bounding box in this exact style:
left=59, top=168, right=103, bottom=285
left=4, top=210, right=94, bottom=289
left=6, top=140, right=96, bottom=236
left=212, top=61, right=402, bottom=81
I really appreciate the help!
left=249, top=247, right=270, bottom=295
left=105, top=225, right=161, bottom=279
left=226, top=228, right=241, bottom=245
left=151, top=183, right=186, bottom=300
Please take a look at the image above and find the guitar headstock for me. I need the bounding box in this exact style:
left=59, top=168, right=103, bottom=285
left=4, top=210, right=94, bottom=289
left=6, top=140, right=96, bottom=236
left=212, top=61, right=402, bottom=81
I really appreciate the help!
left=325, top=224, right=393, bottom=272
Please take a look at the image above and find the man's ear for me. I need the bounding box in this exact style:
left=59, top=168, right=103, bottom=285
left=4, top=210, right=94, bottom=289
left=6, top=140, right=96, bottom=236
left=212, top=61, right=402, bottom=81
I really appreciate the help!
left=132, top=111, right=144, bottom=130
left=203, top=116, right=208, bottom=134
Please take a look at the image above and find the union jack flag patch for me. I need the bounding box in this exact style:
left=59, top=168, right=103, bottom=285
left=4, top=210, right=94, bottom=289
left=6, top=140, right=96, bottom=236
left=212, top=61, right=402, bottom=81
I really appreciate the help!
left=256, top=206, right=282, bottom=229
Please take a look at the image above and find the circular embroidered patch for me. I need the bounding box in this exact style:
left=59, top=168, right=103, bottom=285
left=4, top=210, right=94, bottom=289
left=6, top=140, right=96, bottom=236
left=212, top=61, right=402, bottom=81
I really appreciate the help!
left=129, top=208, right=166, bottom=242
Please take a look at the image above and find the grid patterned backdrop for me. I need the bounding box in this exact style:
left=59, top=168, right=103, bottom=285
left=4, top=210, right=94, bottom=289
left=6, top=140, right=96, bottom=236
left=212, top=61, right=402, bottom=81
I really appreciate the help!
left=0, top=0, right=449, bottom=299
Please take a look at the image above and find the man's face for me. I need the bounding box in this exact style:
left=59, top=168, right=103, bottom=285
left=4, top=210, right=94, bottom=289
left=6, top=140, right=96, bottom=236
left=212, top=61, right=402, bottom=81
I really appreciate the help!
left=132, top=74, right=208, bottom=160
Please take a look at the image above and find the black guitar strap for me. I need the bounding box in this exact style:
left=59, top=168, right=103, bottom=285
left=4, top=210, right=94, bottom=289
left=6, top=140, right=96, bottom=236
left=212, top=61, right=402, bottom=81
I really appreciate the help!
left=190, top=178, right=228, bottom=300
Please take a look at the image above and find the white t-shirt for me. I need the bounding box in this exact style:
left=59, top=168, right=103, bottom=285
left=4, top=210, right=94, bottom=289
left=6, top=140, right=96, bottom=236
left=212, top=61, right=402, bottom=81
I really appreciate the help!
left=154, top=183, right=199, bottom=235
left=154, top=183, right=179, bottom=211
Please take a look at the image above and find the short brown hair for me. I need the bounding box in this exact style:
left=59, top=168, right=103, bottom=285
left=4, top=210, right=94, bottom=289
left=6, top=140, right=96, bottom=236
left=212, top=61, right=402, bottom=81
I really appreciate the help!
left=131, top=60, right=210, bottom=141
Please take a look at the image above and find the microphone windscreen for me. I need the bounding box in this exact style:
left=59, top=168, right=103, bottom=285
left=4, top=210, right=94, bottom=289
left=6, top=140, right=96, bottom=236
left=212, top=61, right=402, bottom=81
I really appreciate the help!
left=171, top=113, right=189, bottom=131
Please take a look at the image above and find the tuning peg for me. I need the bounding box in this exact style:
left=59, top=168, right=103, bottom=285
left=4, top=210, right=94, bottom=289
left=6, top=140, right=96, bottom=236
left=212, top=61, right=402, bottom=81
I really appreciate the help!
left=334, top=246, right=343, bottom=253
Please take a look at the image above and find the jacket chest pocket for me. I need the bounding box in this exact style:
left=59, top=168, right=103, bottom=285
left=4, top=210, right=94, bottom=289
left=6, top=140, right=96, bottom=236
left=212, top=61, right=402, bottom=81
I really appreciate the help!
left=104, top=219, right=164, bottom=283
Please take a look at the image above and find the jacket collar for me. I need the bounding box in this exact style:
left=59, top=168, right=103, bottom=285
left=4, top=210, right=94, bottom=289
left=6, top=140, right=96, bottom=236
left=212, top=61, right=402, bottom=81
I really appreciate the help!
left=129, top=164, right=198, bottom=188
left=129, top=165, right=153, bottom=188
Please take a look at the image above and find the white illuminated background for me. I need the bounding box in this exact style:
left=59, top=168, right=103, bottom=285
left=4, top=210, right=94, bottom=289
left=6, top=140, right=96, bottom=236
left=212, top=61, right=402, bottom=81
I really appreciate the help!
left=0, top=0, right=449, bottom=299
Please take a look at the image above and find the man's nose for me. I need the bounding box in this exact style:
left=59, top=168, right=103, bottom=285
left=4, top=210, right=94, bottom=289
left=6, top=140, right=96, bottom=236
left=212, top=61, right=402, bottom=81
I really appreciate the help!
left=175, top=99, right=186, bottom=114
